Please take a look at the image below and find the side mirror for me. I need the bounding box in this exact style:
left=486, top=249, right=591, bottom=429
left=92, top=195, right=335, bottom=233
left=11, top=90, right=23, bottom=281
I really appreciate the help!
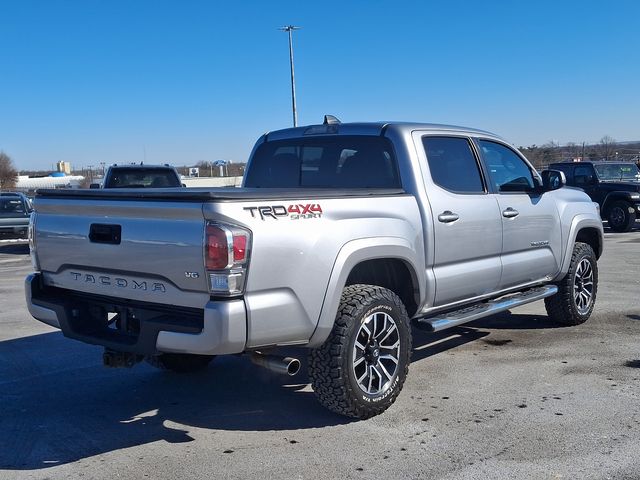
left=540, top=169, right=566, bottom=192
left=89, top=183, right=101, bottom=189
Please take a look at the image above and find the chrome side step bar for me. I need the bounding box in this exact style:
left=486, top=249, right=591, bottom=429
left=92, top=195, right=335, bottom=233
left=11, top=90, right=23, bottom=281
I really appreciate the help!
left=416, top=285, right=558, bottom=332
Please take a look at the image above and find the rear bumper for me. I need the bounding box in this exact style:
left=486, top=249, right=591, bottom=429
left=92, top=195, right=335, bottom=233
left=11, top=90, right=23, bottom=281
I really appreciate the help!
left=25, top=273, right=246, bottom=356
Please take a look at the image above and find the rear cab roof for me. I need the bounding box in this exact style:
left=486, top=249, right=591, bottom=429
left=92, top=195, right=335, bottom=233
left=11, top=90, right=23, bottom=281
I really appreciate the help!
left=264, top=121, right=505, bottom=142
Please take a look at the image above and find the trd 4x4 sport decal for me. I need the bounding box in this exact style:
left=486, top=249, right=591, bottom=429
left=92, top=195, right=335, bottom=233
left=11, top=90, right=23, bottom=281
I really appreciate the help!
left=244, top=204, right=323, bottom=220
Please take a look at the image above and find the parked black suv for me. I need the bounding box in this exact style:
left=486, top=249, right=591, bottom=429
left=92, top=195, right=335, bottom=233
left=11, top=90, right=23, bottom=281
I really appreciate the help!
left=549, top=161, right=640, bottom=232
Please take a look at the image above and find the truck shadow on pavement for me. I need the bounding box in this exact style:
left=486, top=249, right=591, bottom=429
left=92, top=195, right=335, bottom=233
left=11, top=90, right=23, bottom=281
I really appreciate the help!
left=409, top=311, right=561, bottom=363
left=467, top=311, right=566, bottom=330
left=0, top=331, right=352, bottom=470
left=0, top=310, right=560, bottom=470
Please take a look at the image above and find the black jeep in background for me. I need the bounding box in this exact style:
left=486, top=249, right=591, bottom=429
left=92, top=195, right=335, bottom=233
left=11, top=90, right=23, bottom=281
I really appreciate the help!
left=549, top=161, right=640, bottom=232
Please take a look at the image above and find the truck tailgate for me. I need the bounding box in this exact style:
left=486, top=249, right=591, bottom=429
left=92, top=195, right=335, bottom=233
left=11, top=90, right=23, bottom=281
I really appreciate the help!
left=33, top=196, right=209, bottom=308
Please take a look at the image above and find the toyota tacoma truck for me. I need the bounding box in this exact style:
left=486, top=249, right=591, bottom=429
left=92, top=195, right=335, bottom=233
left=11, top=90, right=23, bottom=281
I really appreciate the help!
left=26, top=117, right=604, bottom=419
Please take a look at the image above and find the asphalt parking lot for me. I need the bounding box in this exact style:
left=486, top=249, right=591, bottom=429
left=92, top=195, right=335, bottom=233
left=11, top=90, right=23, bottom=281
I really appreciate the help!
left=1, top=231, right=639, bottom=480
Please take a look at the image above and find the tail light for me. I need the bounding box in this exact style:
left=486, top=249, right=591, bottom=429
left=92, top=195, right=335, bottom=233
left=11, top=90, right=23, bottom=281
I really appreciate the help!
left=205, top=223, right=251, bottom=296
left=28, top=212, right=40, bottom=271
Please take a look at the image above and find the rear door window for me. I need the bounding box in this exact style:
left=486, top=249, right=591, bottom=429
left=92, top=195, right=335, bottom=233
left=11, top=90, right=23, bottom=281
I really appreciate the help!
left=422, top=136, right=485, bottom=193
left=244, top=136, right=400, bottom=188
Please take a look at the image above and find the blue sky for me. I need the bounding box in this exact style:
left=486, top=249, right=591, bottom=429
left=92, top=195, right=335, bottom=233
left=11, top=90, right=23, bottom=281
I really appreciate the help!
left=1, top=0, right=639, bottom=171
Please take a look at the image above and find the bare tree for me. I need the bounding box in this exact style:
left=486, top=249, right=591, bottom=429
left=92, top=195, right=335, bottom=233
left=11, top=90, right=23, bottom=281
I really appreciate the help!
left=599, top=135, right=617, bottom=161
left=565, top=142, right=580, bottom=160
left=0, top=151, right=19, bottom=190
left=195, top=161, right=213, bottom=177
left=227, top=163, right=246, bottom=177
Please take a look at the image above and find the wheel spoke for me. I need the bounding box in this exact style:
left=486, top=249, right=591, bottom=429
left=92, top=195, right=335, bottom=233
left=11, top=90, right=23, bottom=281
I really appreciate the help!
left=380, top=354, right=399, bottom=365
left=354, top=340, right=366, bottom=352
left=367, top=365, right=374, bottom=393
left=353, top=356, right=366, bottom=369
left=378, top=362, right=393, bottom=382
left=356, top=367, right=368, bottom=384
left=371, top=366, right=384, bottom=391
left=361, top=323, right=372, bottom=340
left=375, top=314, right=388, bottom=339
left=380, top=340, right=400, bottom=350
left=378, top=324, right=397, bottom=345
left=373, top=313, right=379, bottom=338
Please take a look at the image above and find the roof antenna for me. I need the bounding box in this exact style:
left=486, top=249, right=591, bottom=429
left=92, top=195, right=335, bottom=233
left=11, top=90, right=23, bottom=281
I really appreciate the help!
left=323, top=115, right=341, bottom=125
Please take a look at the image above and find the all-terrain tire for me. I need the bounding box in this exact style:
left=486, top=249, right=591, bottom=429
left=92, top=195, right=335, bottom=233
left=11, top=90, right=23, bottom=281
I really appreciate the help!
left=545, top=242, right=598, bottom=325
left=607, top=200, right=636, bottom=232
left=308, top=284, right=412, bottom=419
left=145, top=353, right=215, bottom=373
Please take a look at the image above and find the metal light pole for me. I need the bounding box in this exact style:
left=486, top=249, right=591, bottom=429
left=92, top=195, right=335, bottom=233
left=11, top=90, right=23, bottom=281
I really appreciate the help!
left=279, top=25, right=300, bottom=127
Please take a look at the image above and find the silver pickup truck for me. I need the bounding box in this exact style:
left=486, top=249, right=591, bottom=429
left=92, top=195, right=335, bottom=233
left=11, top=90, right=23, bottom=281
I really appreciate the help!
left=26, top=118, right=604, bottom=419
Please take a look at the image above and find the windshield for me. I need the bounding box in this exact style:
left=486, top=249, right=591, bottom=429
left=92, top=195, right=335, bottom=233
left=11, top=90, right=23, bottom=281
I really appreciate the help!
left=107, top=168, right=181, bottom=188
left=0, top=198, right=28, bottom=217
left=594, top=163, right=640, bottom=181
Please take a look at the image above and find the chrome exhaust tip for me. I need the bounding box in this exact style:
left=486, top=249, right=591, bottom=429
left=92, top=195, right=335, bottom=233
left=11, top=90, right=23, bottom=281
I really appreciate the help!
left=250, top=352, right=301, bottom=376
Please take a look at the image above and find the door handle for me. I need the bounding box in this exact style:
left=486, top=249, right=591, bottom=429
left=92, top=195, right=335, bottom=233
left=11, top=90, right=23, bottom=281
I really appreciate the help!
left=502, top=207, right=519, bottom=218
left=89, top=223, right=122, bottom=244
left=438, top=211, right=459, bottom=223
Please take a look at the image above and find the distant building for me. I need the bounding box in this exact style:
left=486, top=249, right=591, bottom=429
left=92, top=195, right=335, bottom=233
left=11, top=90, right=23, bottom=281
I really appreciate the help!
left=16, top=174, right=85, bottom=191
left=56, top=161, right=71, bottom=174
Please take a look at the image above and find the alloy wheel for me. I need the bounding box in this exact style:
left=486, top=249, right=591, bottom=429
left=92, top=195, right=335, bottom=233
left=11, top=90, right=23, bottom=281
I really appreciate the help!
left=352, top=312, right=400, bottom=395
left=573, top=258, right=594, bottom=315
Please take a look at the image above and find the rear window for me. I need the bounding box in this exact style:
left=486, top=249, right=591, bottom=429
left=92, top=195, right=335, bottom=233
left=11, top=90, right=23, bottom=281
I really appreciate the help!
left=244, top=136, right=400, bottom=188
left=107, top=168, right=181, bottom=188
